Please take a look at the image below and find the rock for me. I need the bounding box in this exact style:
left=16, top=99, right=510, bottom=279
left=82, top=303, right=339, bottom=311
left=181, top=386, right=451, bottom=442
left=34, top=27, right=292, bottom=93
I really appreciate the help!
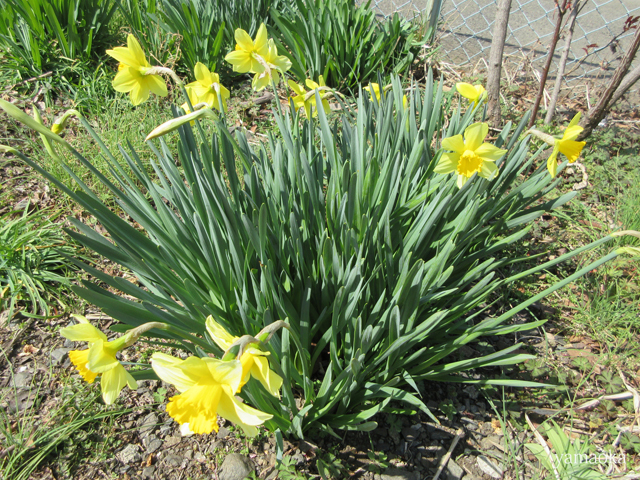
left=216, top=426, right=230, bottom=439
left=144, top=435, right=162, bottom=454
left=50, top=348, right=70, bottom=366
left=141, top=466, right=155, bottom=479
left=380, top=467, right=420, bottom=480
left=480, top=435, right=502, bottom=451
left=164, top=435, right=181, bottom=447
left=218, top=453, right=254, bottom=480
left=117, top=444, right=141, bottom=464
left=12, top=372, right=31, bottom=388
left=402, top=427, right=419, bottom=442
left=444, top=459, right=464, bottom=480
left=138, top=413, right=158, bottom=437
left=477, top=455, right=504, bottom=479
left=164, top=453, right=183, bottom=468
left=292, top=451, right=305, bottom=467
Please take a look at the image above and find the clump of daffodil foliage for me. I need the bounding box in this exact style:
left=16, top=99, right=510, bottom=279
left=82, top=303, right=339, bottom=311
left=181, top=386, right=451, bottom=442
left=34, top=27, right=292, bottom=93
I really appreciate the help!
left=2, top=28, right=638, bottom=443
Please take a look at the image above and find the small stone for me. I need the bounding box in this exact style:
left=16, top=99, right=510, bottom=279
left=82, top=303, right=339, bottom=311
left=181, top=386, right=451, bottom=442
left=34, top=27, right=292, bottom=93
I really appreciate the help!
left=299, top=440, right=317, bottom=453
left=138, top=413, right=158, bottom=437
left=380, top=467, right=420, bottom=480
left=12, top=372, right=31, bottom=388
left=217, top=426, right=230, bottom=439
left=477, top=455, right=504, bottom=479
left=444, top=459, right=464, bottom=480
left=218, top=453, right=254, bottom=480
left=164, top=435, right=181, bottom=447
left=292, top=451, right=305, bottom=467
left=141, top=466, right=155, bottom=479
left=480, top=435, right=502, bottom=451
left=117, top=444, right=141, bottom=464
left=50, top=348, right=70, bottom=366
left=194, top=452, right=207, bottom=463
left=402, top=427, right=419, bottom=442
left=164, top=453, right=183, bottom=468
left=145, top=437, right=162, bottom=454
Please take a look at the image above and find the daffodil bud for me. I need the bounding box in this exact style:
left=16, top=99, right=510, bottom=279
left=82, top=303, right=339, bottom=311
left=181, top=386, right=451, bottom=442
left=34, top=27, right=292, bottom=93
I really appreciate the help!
left=0, top=99, right=68, bottom=147
left=617, top=246, right=640, bottom=257
left=0, top=144, right=19, bottom=154
left=145, top=108, right=217, bottom=141
left=51, top=109, right=81, bottom=135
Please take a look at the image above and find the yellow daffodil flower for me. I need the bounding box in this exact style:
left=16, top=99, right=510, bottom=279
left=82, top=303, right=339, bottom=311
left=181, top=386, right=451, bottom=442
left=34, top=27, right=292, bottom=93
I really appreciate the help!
left=288, top=76, right=330, bottom=118
left=106, top=34, right=168, bottom=106
left=225, top=24, right=291, bottom=91
left=206, top=316, right=283, bottom=398
left=434, top=122, right=507, bottom=188
left=151, top=353, right=272, bottom=435
left=546, top=112, right=586, bottom=178
left=184, top=62, right=230, bottom=112
left=251, top=39, right=292, bottom=91
left=456, top=82, right=487, bottom=107
left=225, top=24, right=269, bottom=74
left=364, top=83, right=382, bottom=101
left=61, top=315, right=137, bottom=404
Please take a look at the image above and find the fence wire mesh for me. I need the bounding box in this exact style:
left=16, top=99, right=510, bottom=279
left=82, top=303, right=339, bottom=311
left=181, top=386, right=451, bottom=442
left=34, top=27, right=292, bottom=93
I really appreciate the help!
left=369, top=0, right=640, bottom=98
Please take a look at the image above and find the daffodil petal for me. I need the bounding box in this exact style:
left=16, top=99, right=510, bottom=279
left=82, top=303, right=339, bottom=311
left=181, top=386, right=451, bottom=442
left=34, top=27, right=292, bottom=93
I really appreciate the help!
left=204, top=358, right=243, bottom=394
left=475, top=143, right=507, bottom=161
left=151, top=353, right=198, bottom=392
left=254, top=24, right=269, bottom=57
left=250, top=355, right=283, bottom=397
left=289, top=80, right=305, bottom=95
left=60, top=322, right=108, bottom=342
left=272, top=55, right=292, bottom=73
left=562, top=124, right=583, bottom=142
left=456, top=82, right=479, bottom=102
left=464, top=122, right=488, bottom=151
left=205, top=316, right=238, bottom=351
left=126, top=34, right=148, bottom=67
left=225, top=51, right=252, bottom=73
left=194, top=62, right=209, bottom=84
left=106, top=46, right=140, bottom=68
left=567, top=112, right=581, bottom=128
left=87, top=339, right=119, bottom=373
left=457, top=174, right=469, bottom=189
left=547, top=147, right=560, bottom=178
left=434, top=152, right=460, bottom=174
left=441, top=134, right=465, bottom=153
left=235, top=29, right=254, bottom=51
left=217, top=387, right=273, bottom=435
left=101, top=364, right=136, bottom=405
left=112, top=68, right=139, bottom=93
left=144, top=74, right=167, bottom=97
left=129, top=82, right=149, bottom=106
left=479, top=160, right=498, bottom=180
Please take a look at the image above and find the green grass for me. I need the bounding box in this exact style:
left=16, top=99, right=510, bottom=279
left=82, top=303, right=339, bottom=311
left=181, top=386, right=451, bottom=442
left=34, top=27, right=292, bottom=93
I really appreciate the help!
left=0, top=360, right=131, bottom=480
left=0, top=199, right=77, bottom=318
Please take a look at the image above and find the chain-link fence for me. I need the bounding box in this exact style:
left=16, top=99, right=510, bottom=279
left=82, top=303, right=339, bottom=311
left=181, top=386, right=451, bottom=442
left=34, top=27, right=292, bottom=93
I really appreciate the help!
left=370, top=0, right=640, bottom=98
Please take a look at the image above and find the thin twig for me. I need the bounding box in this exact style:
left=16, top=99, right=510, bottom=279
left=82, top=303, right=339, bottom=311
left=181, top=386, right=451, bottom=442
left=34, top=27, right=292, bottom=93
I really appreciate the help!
left=3, top=72, right=53, bottom=91
left=431, top=428, right=464, bottom=480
